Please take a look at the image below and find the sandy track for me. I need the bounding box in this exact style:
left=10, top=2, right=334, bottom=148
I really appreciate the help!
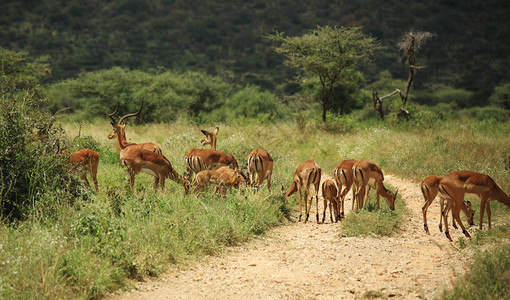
left=109, top=174, right=472, bottom=299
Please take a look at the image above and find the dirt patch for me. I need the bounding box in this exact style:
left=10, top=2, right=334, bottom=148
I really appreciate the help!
left=108, top=174, right=472, bottom=299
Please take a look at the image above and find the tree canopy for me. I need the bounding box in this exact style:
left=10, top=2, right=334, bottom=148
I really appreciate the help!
left=267, top=26, right=381, bottom=122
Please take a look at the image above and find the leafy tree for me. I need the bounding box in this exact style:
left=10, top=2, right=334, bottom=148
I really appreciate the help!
left=267, top=26, right=381, bottom=122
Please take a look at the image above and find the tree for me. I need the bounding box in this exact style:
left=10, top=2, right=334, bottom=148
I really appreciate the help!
left=267, top=26, right=381, bottom=122
left=372, top=30, right=433, bottom=119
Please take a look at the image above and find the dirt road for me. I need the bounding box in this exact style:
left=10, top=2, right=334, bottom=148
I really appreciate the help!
left=109, top=174, right=472, bottom=299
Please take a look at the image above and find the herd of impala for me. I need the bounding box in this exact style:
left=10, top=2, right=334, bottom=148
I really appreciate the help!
left=63, top=105, right=510, bottom=241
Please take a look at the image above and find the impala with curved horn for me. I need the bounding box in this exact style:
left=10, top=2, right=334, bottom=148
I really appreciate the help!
left=107, top=102, right=162, bottom=155
left=107, top=103, right=188, bottom=192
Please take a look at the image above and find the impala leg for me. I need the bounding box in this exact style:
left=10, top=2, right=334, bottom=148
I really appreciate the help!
left=451, top=206, right=458, bottom=230
left=421, top=195, right=435, bottom=234
left=362, top=187, right=368, bottom=210
left=91, top=167, right=98, bottom=192
left=160, top=178, right=165, bottom=192
left=315, top=187, right=319, bottom=223
left=322, top=196, right=327, bottom=224
left=486, top=201, right=491, bottom=229
left=479, top=198, right=486, bottom=230
left=153, top=176, right=159, bottom=191
left=267, top=173, right=272, bottom=192
left=298, top=184, right=303, bottom=222
left=452, top=203, right=471, bottom=239
left=439, top=197, right=445, bottom=232
left=80, top=172, right=91, bottom=188
left=442, top=199, right=453, bottom=241
left=304, top=186, right=310, bottom=223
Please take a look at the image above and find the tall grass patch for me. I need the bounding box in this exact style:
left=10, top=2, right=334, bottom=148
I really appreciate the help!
left=442, top=241, right=510, bottom=299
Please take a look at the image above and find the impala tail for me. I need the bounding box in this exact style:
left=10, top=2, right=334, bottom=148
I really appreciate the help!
left=285, top=181, right=298, bottom=197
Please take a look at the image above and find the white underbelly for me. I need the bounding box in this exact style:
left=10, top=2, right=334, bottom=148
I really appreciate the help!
left=142, top=168, right=158, bottom=177
left=367, top=177, right=377, bottom=189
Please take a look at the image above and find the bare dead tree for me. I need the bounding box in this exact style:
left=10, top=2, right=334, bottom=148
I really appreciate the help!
left=372, top=30, right=434, bottom=119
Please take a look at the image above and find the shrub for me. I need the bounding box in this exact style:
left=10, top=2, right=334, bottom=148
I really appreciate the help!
left=0, top=48, right=86, bottom=221
left=489, top=82, right=510, bottom=109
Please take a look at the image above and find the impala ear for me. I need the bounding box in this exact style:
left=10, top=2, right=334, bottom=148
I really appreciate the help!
left=228, top=164, right=234, bottom=170
left=394, top=189, right=399, bottom=199
left=242, top=163, right=248, bottom=169
left=110, top=122, right=115, bottom=126
left=200, top=129, right=208, bottom=136
left=214, top=127, right=219, bottom=134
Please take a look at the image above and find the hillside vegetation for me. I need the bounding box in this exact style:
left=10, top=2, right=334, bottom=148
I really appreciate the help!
left=1, top=0, right=509, bottom=105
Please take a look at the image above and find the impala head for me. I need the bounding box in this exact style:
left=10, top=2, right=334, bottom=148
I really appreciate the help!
left=200, top=127, right=218, bottom=149
left=385, top=188, right=398, bottom=211
left=181, top=176, right=191, bottom=194
left=464, top=200, right=475, bottom=225
left=107, top=102, right=143, bottom=138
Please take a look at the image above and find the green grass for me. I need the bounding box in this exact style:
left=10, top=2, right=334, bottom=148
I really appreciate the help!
left=2, top=119, right=510, bottom=299
left=340, top=184, right=409, bottom=237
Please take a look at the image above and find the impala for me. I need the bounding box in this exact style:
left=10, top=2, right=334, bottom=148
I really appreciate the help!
left=184, top=128, right=249, bottom=184
left=285, top=160, right=322, bottom=223
left=64, top=148, right=99, bottom=191
left=439, top=171, right=510, bottom=241
left=247, top=148, right=273, bottom=191
left=192, top=165, right=244, bottom=198
left=437, top=171, right=483, bottom=241
left=352, top=160, right=398, bottom=211
left=421, top=175, right=474, bottom=235
left=107, top=102, right=162, bottom=155
left=121, top=148, right=189, bottom=193
left=333, top=159, right=358, bottom=218
left=108, top=103, right=167, bottom=186
left=321, top=179, right=340, bottom=223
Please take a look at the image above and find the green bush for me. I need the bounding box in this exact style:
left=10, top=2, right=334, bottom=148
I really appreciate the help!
left=46, top=67, right=289, bottom=124
left=415, top=87, right=474, bottom=106
left=0, top=48, right=86, bottom=221
left=489, top=82, right=510, bottom=109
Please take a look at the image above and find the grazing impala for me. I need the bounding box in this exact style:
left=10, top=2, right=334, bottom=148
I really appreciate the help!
left=64, top=149, right=99, bottom=191
left=121, top=149, right=189, bottom=193
left=438, top=171, right=510, bottom=241
left=192, top=165, right=245, bottom=198
left=184, top=128, right=249, bottom=184
left=333, top=159, right=358, bottom=219
left=352, top=160, right=398, bottom=211
left=285, top=160, right=322, bottom=223
left=247, top=148, right=273, bottom=191
left=321, top=179, right=340, bottom=223
left=421, top=175, right=474, bottom=235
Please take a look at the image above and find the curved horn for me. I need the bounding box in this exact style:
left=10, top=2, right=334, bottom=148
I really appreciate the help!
left=108, top=102, right=120, bottom=124
left=118, top=102, right=143, bottom=125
